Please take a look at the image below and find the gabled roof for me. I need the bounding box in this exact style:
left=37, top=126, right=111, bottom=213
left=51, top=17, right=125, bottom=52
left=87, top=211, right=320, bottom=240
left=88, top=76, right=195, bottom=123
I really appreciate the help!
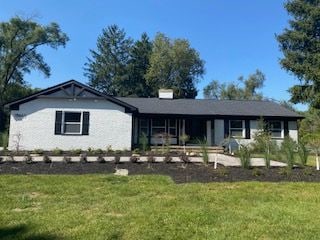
left=5, top=80, right=137, bottom=112
left=117, top=97, right=303, bottom=119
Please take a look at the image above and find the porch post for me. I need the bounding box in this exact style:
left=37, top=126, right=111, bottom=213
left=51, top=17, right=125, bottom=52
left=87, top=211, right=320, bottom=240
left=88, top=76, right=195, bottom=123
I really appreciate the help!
left=206, top=120, right=212, bottom=146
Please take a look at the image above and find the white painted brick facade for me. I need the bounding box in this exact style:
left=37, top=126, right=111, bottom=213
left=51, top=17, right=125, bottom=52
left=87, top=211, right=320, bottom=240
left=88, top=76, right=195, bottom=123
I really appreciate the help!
left=8, top=98, right=132, bottom=151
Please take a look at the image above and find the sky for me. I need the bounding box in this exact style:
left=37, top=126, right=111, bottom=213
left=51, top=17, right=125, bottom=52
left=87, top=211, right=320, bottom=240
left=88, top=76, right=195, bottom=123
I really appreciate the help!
left=0, top=0, right=306, bottom=110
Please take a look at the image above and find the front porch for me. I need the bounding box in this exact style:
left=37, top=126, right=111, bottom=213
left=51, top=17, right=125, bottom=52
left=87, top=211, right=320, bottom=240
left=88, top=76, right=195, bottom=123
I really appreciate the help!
left=132, top=116, right=216, bottom=147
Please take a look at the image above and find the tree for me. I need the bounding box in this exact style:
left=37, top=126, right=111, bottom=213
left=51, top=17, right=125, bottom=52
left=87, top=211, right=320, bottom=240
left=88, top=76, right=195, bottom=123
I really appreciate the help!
left=85, top=25, right=133, bottom=96
left=277, top=0, right=320, bottom=108
left=146, top=33, right=205, bottom=98
left=203, top=70, right=265, bottom=100
left=126, top=33, right=153, bottom=97
left=0, top=16, right=68, bottom=132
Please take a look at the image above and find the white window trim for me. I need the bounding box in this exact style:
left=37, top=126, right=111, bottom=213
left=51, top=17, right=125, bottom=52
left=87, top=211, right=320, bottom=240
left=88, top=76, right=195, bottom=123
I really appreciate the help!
left=139, top=119, right=149, bottom=136
left=269, top=120, right=283, bottom=139
left=229, top=120, right=245, bottom=138
left=168, top=119, right=177, bottom=137
left=62, top=111, right=83, bottom=135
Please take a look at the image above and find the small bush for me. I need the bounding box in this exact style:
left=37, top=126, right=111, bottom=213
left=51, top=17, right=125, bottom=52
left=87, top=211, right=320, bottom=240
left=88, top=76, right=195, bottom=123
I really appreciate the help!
left=216, top=167, right=229, bottom=177
left=0, top=132, right=8, bottom=150
left=302, top=167, right=313, bottom=176
left=147, top=152, right=155, bottom=163
left=97, top=155, right=106, bottom=163
left=80, top=153, right=87, bottom=163
left=71, top=149, right=82, bottom=155
left=114, top=156, right=121, bottom=164
left=43, top=155, right=52, bottom=163
left=24, top=154, right=33, bottom=164
left=93, top=148, right=104, bottom=155
left=63, top=156, right=72, bottom=164
left=164, top=154, right=172, bottom=163
left=33, top=149, right=44, bottom=155
left=281, top=137, right=297, bottom=170
left=252, top=168, right=264, bottom=177
left=139, top=132, right=149, bottom=153
left=278, top=167, right=292, bottom=177
left=238, top=145, right=251, bottom=169
left=52, top=148, right=63, bottom=155
left=133, top=148, right=140, bottom=155
left=180, top=153, right=190, bottom=164
left=199, top=139, right=209, bottom=165
left=130, top=155, right=139, bottom=163
left=106, top=145, right=114, bottom=154
left=115, top=150, right=123, bottom=155
left=298, top=141, right=309, bottom=166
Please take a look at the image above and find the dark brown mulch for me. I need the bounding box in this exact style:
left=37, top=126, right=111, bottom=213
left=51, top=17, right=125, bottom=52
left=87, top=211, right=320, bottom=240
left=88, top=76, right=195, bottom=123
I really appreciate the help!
left=0, top=162, right=319, bottom=183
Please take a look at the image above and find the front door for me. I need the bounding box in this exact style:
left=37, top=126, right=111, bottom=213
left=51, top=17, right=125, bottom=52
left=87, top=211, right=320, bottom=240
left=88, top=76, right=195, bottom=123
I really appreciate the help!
left=185, top=119, right=206, bottom=143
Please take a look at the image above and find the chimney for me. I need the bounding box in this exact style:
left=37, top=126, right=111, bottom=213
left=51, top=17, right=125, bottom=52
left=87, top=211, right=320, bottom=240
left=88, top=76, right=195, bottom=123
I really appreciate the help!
left=158, top=89, right=173, bottom=99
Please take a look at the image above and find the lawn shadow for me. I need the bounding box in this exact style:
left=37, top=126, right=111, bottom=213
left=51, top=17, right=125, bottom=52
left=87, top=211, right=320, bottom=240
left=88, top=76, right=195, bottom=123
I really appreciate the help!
left=0, top=224, right=64, bottom=240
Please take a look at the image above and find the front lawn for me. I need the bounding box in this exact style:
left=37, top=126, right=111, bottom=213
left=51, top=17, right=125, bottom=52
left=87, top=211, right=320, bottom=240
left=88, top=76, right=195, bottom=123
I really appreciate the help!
left=1, top=175, right=320, bottom=240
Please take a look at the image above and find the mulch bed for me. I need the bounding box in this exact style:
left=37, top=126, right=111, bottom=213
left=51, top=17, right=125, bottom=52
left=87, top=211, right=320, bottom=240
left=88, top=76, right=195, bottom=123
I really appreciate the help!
left=0, top=162, right=320, bottom=183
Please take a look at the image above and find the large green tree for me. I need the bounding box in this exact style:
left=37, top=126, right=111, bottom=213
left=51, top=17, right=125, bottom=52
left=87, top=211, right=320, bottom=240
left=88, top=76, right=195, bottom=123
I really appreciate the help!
left=0, top=16, right=68, bottom=132
left=85, top=25, right=133, bottom=96
left=203, top=70, right=265, bottom=100
left=126, top=33, right=153, bottom=97
left=277, top=0, right=320, bottom=108
left=146, top=33, right=205, bottom=98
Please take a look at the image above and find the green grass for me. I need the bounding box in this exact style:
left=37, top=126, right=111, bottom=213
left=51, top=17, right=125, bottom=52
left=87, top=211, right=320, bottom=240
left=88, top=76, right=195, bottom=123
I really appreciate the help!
left=1, top=175, right=320, bottom=239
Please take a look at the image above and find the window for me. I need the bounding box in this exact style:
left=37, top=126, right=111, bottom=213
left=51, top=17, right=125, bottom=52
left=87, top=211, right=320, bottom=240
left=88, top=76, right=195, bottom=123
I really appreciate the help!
left=268, top=121, right=282, bottom=138
left=229, top=120, right=244, bottom=138
left=168, top=119, right=177, bottom=136
left=139, top=119, right=149, bottom=136
left=151, top=119, right=166, bottom=135
left=63, top=112, right=82, bottom=134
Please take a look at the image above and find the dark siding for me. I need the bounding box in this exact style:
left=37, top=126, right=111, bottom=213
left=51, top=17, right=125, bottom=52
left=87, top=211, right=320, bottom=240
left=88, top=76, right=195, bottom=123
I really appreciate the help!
left=284, top=120, right=289, bottom=137
left=82, top=112, right=90, bottom=135
left=245, top=120, right=250, bottom=139
left=224, top=119, right=229, bottom=138
left=54, top=111, right=62, bottom=135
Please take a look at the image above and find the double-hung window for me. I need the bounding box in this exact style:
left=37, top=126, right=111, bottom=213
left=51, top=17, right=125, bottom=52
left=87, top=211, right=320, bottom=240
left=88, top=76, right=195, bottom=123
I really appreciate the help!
left=229, top=120, right=244, bottom=138
left=168, top=119, right=177, bottom=137
left=151, top=119, right=166, bottom=135
left=139, top=119, right=149, bottom=136
left=63, top=112, right=82, bottom=134
left=268, top=121, right=282, bottom=138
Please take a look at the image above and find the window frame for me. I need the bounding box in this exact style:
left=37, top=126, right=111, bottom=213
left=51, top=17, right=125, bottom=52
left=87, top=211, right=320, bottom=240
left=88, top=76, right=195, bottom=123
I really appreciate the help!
left=151, top=118, right=167, bottom=136
left=229, top=120, right=245, bottom=138
left=139, top=118, right=149, bottom=136
left=168, top=119, right=177, bottom=137
left=62, top=111, right=83, bottom=135
left=268, top=120, right=283, bottom=139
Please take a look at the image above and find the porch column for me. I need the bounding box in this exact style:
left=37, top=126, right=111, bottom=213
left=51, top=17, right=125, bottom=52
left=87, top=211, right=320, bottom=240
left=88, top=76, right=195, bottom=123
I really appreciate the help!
left=206, top=120, right=212, bottom=146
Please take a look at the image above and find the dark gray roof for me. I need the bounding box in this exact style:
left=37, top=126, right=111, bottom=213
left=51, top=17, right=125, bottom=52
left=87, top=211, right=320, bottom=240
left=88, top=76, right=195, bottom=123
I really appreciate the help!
left=117, top=97, right=303, bottom=118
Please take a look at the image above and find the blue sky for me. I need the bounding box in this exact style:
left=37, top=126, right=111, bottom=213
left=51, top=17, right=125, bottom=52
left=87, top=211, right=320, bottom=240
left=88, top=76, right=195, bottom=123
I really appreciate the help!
left=0, top=0, right=305, bottom=109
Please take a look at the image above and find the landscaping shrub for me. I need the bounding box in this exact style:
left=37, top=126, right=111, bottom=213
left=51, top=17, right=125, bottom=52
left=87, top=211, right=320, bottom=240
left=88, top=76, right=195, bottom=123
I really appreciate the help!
left=33, top=149, right=44, bottom=155
left=80, top=153, right=88, bottom=163
left=63, top=156, right=72, bottom=164
left=164, top=154, right=172, bottom=163
left=106, top=145, right=114, bottom=154
left=71, top=149, right=82, bottom=155
left=278, top=167, right=292, bottom=177
left=252, top=168, right=264, bottom=177
left=0, top=157, right=3, bottom=164
left=180, top=153, right=190, bottom=164
left=93, top=148, right=104, bottom=155
left=133, top=148, right=140, bottom=155
left=238, top=144, right=251, bottom=169
left=97, top=155, right=106, bottom=163
left=43, top=155, right=52, bottom=163
left=216, top=167, right=229, bottom=177
left=52, top=148, right=63, bottom=155
left=114, top=156, right=121, bottom=164
left=199, top=139, right=209, bottom=165
left=130, top=155, right=139, bottom=163
left=281, top=137, right=297, bottom=170
left=298, top=141, right=309, bottom=166
left=303, top=167, right=313, bottom=176
left=114, top=150, right=123, bottom=155
left=24, top=154, right=33, bottom=164
left=139, top=132, right=149, bottom=153
left=0, top=131, right=8, bottom=150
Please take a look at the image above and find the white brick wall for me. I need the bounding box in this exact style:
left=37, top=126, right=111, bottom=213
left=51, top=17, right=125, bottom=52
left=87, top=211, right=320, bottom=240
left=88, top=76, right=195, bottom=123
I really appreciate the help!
left=8, top=98, right=132, bottom=151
